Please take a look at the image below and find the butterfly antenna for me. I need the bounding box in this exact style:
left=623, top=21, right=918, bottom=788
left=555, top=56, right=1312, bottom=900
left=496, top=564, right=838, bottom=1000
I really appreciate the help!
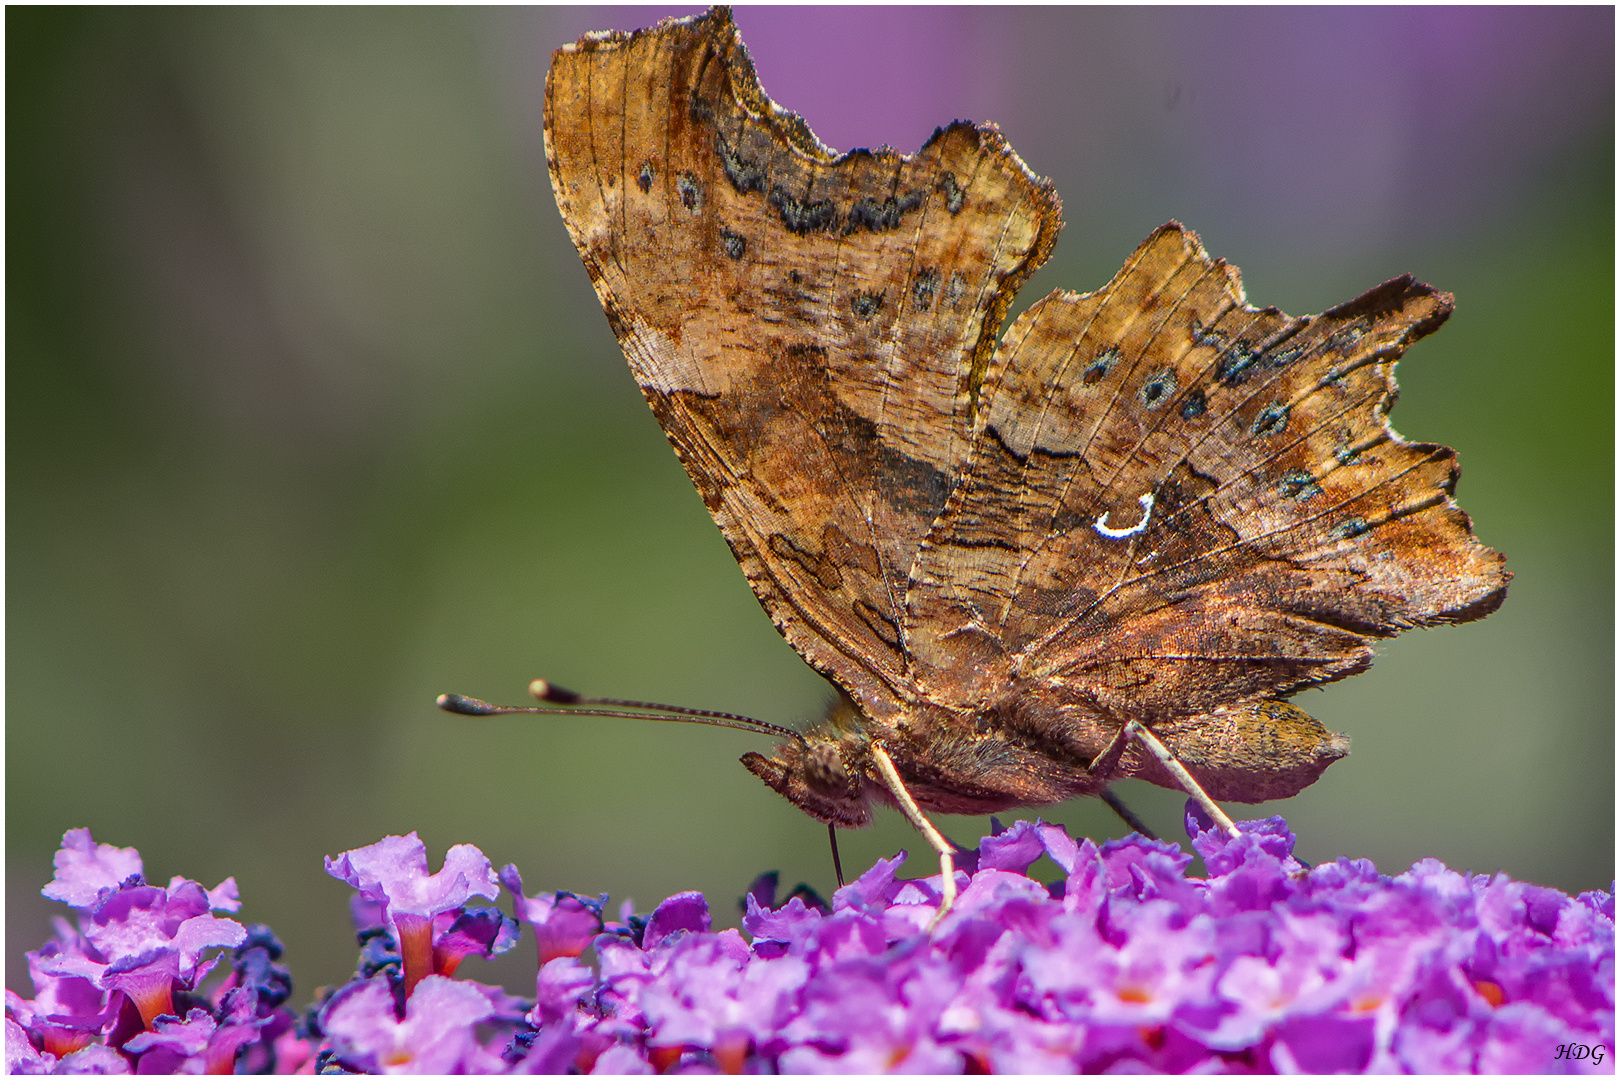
left=437, top=679, right=806, bottom=744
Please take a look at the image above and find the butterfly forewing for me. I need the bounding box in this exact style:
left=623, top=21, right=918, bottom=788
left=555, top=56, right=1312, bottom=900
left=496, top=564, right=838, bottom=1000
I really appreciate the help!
left=545, top=10, right=1059, bottom=721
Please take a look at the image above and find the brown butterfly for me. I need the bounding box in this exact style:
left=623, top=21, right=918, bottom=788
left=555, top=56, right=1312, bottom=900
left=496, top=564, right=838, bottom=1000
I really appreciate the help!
left=443, top=8, right=1507, bottom=919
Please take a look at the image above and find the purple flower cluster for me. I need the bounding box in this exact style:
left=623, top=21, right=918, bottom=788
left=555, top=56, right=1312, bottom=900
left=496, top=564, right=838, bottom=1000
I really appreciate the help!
left=507, top=813, right=1613, bottom=1074
left=7, top=829, right=308, bottom=1074
left=8, top=814, right=1613, bottom=1074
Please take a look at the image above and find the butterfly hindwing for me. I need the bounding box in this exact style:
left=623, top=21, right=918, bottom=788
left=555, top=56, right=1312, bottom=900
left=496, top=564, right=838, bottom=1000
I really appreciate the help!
left=906, top=223, right=1509, bottom=721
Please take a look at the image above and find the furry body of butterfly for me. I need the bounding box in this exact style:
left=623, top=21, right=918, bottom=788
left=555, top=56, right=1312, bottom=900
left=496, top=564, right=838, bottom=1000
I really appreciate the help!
left=742, top=693, right=1349, bottom=827
left=541, top=10, right=1507, bottom=852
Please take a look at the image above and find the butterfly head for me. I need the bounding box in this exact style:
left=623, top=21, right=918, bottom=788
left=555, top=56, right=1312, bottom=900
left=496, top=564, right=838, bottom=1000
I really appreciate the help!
left=742, top=727, right=881, bottom=828
left=741, top=695, right=877, bottom=828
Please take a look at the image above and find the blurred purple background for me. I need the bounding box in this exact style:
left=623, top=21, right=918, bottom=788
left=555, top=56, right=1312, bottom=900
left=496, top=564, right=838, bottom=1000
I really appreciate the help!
left=9, top=6, right=1611, bottom=1000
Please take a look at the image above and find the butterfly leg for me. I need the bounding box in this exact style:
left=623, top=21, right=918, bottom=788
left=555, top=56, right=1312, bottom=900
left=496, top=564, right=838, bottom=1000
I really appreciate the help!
left=1099, top=787, right=1158, bottom=841
left=1121, top=721, right=1241, bottom=839
left=869, top=742, right=958, bottom=928
left=827, top=822, right=846, bottom=889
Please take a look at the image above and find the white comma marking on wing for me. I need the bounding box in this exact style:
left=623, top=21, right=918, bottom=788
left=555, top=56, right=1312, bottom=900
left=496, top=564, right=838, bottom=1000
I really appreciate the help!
left=1093, top=493, right=1154, bottom=540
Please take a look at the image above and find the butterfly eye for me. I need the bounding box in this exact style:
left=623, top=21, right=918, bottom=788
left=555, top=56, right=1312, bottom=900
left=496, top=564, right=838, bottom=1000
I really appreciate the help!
left=803, top=742, right=854, bottom=797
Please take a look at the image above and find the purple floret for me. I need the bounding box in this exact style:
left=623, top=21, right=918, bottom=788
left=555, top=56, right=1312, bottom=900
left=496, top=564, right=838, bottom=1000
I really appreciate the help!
left=40, top=830, right=144, bottom=912
left=324, top=833, right=501, bottom=924
left=501, top=864, right=605, bottom=965
left=325, top=832, right=503, bottom=997
left=120, top=1006, right=266, bottom=1074
left=322, top=974, right=509, bottom=1074
left=642, top=892, right=712, bottom=951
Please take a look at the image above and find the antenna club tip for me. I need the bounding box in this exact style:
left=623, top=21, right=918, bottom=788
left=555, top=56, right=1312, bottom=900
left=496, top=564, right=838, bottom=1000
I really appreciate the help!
left=438, top=693, right=496, bottom=716
left=529, top=678, right=581, bottom=704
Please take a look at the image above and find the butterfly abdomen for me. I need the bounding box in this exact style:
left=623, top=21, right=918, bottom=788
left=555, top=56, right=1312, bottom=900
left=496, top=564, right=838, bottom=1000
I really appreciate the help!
left=1127, top=701, right=1350, bottom=804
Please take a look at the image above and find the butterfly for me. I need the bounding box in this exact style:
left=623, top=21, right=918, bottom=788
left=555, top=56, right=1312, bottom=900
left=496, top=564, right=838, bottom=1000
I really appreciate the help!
left=445, top=8, right=1508, bottom=919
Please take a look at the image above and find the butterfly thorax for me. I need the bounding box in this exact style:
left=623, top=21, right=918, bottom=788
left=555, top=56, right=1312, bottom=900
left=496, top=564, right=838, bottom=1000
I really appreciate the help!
left=742, top=691, right=1117, bottom=824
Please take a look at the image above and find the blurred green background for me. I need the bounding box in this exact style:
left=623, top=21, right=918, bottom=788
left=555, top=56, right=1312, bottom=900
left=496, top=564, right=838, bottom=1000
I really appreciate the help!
left=9, top=7, right=1612, bottom=1000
